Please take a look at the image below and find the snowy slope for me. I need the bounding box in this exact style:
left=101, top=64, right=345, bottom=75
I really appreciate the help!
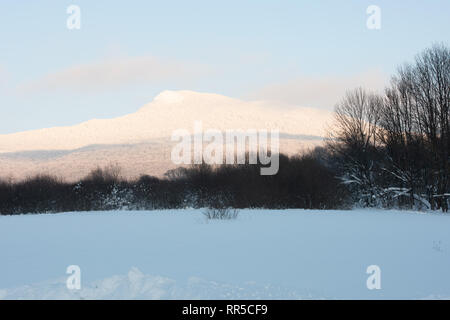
left=0, top=90, right=333, bottom=153
left=0, top=90, right=331, bottom=180
left=1, top=209, right=449, bottom=299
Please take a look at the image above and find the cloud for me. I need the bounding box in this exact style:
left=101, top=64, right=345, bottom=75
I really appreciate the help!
left=18, top=56, right=212, bottom=94
left=246, top=69, right=389, bottom=110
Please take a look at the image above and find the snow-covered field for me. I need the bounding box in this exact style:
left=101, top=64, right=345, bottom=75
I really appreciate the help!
left=0, top=209, right=449, bottom=299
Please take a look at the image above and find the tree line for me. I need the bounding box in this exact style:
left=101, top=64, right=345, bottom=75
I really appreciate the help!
left=327, top=43, right=449, bottom=211
left=0, top=153, right=347, bottom=215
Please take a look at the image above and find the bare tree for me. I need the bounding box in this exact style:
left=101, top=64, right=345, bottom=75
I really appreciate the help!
left=327, top=88, right=384, bottom=206
left=379, top=43, right=449, bottom=211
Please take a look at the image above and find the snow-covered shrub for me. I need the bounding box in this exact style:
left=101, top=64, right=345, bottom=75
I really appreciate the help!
left=203, top=208, right=239, bottom=220
left=100, top=185, right=135, bottom=210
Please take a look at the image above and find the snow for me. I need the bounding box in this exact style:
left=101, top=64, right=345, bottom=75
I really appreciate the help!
left=0, top=90, right=330, bottom=181
left=0, top=90, right=333, bottom=154
left=1, top=209, right=449, bottom=299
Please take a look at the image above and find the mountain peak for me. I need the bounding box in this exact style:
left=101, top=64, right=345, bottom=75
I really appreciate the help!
left=150, top=90, right=239, bottom=107
left=153, top=90, right=185, bottom=104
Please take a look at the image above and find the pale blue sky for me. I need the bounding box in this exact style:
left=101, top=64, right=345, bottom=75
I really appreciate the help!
left=0, top=0, right=449, bottom=133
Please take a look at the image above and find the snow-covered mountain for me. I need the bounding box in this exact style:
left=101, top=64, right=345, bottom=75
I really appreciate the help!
left=0, top=90, right=333, bottom=180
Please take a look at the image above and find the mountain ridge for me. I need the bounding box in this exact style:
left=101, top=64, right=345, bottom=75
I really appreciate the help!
left=0, top=90, right=333, bottom=180
left=0, top=90, right=333, bottom=154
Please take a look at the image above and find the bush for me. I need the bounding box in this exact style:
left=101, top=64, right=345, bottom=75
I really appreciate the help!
left=203, top=207, right=239, bottom=220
